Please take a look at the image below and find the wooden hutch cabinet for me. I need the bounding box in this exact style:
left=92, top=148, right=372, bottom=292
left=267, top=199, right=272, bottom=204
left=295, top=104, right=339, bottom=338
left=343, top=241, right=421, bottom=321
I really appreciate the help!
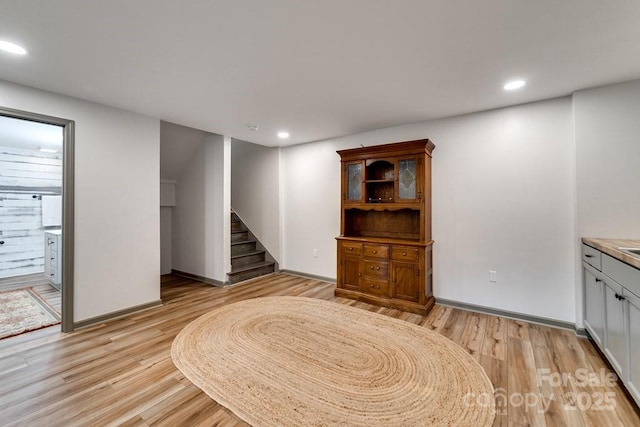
left=336, top=139, right=435, bottom=315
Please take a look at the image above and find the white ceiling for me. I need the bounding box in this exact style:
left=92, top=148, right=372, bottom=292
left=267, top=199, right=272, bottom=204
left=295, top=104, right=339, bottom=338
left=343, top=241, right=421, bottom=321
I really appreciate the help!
left=1, top=1, right=639, bottom=147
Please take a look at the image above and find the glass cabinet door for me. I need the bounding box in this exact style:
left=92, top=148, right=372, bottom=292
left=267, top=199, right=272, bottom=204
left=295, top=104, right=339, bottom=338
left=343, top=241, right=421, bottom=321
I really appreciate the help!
left=397, top=158, right=419, bottom=201
left=346, top=161, right=363, bottom=202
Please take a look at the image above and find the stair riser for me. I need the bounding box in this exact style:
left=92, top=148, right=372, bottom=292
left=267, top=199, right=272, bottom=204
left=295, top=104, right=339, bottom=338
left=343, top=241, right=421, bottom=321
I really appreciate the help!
left=231, top=242, right=257, bottom=256
left=231, top=221, right=245, bottom=232
left=231, top=231, right=249, bottom=243
left=229, top=265, right=275, bottom=284
left=232, top=253, right=266, bottom=269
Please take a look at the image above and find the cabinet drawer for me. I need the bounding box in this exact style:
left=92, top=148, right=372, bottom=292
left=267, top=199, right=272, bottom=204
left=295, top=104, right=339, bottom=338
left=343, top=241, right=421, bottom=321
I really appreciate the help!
left=363, top=261, right=388, bottom=280
left=341, top=241, right=362, bottom=256
left=582, top=244, right=602, bottom=270
left=603, top=254, right=640, bottom=298
left=362, top=280, right=389, bottom=297
left=363, top=244, right=388, bottom=259
left=391, top=246, right=419, bottom=262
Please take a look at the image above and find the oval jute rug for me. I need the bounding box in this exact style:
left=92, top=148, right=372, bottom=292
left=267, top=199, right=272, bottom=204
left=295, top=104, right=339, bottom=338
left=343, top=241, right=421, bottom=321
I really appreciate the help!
left=172, top=297, right=495, bottom=426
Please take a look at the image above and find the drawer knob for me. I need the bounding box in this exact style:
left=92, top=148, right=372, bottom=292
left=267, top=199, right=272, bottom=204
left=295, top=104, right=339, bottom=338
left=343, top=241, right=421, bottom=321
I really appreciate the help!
left=0, top=240, right=4, bottom=245
left=348, top=247, right=353, bottom=251
left=370, top=284, right=374, bottom=288
left=402, top=252, right=407, bottom=256
left=585, top=254, right=593, bottom=258
left=375, top=266, right=380, bottom=270
left=372, top=250, right=377, bottom=254
left=370, top=265, right=374, bottom=269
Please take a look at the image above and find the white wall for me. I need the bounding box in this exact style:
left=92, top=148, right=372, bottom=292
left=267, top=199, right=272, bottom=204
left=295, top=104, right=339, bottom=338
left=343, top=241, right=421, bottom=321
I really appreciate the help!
left=574, top=80, right=640, bottom=239
left=231, top=139, right=280, bottom=261
left=573, top=79, right=640, bottom=326
left=159, top=181, right=175, bottom=275
left=160, top=207, right=172, bottom=275
left=172, top=134, right=231, bottom=282
left=0, top=79, right=160, bottom=322
left=282, top=97, right=576, bottom=322
left=160, top=181, right=176, bottom=206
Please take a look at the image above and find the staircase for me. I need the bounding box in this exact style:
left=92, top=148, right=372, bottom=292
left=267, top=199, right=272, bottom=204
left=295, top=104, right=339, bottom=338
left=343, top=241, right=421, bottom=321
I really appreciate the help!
left=228, top=211, right=276, bottom=284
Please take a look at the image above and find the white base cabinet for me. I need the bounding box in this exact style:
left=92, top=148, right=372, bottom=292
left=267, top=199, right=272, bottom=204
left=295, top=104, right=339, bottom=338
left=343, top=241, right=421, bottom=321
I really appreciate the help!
left=603, top=279, right=626, bottom=376
left=582, top=243, right=640, bottom=408
left=627, top=291, right=640, bottom=403
left=583, top=266, right=604, bottom=347
left=44, top=230, right=62, bottom=290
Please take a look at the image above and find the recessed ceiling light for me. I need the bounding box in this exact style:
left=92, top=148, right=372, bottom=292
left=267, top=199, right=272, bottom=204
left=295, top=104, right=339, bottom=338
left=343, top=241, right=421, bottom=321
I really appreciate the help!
left=247, top=124, right=259, bottom=131
left=504, top=80, right=526, bottom=91
left=277, top=131, right=290, bottom=139
left=39, top=147, right=57, bottom=153
left=0, top=40, right=27, bottom=55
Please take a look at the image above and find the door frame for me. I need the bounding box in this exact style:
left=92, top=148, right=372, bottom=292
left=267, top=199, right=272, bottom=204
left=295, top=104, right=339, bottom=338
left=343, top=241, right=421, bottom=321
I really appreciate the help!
left=0, top=106, right=75, bottom=332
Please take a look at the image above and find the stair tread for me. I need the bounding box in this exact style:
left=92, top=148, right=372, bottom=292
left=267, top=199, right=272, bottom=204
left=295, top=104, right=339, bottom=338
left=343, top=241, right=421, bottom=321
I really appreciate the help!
left=231, top=250, right=265, bottom=259
left=229, top=261, right=275, bottom=274
left=231, top=239, right=256, bottom=246
left=231, top=229, right=248, bottom=234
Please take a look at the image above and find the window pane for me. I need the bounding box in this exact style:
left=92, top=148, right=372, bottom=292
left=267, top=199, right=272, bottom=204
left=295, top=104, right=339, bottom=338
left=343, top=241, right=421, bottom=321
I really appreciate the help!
left=398, top=159, right=416, bottom=199
left=348, top=163, right=362, bottom=200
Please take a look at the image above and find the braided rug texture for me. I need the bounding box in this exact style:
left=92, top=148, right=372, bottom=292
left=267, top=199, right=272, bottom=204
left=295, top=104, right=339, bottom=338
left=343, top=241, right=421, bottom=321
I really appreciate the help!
left=172, top=296, right=495, bottom=426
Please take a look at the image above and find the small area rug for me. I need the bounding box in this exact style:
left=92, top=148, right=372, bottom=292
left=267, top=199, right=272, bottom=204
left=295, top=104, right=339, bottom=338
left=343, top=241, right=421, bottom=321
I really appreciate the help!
left=172, top=296, right=495, bottom=426
left=0, top=287, right=60, bottom=340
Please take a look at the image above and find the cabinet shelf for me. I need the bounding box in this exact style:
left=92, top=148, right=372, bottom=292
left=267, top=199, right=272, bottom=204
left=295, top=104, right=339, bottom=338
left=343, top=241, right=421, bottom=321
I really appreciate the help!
left=345, top=204, right=420, bottom=211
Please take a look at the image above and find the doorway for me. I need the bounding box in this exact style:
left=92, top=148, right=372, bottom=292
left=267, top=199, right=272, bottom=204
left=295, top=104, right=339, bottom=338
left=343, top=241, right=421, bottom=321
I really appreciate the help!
left=0, top=107, right=74, bottom=332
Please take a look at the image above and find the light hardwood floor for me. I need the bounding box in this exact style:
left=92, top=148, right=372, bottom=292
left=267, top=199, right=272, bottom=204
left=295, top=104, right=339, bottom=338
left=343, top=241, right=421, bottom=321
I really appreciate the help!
left=0, top=273, right=637, bottom=426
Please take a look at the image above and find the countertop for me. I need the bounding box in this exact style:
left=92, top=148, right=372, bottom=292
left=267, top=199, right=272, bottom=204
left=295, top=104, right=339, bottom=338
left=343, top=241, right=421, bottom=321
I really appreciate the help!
left=582, top=238, right=640, bottom=270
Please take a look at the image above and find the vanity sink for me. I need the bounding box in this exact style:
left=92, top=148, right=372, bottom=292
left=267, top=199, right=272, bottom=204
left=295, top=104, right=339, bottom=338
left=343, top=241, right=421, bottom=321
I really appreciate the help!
left=619, top=247, right=640, bottom=257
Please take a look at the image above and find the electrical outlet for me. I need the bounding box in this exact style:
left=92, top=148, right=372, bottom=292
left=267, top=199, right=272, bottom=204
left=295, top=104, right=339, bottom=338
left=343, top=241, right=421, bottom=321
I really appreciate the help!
left=489, top=270, right=497, bottom=283
left=313, top=249, right=318, bottom=258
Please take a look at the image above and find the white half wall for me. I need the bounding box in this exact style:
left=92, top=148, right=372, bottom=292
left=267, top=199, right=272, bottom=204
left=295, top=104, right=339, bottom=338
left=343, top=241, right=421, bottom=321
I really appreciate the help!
left=231, top=139, right=280, bottom=261
left=172, top=133, right=231, bottom=282
left=282, top=97, right=576, bottom=322
left=0, top=79, right=160, bottom=322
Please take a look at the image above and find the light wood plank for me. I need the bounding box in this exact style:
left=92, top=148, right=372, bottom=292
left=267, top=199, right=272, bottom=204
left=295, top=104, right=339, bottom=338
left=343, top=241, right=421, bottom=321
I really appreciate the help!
left=0, top=273, right=637, bottom=426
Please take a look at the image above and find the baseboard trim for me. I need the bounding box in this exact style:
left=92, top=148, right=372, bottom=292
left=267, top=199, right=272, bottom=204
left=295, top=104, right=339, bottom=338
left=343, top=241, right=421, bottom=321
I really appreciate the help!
left=279, top=269, right=336, bottom=284
left=74, top=299, right=163, bottom=330
left=436, top=298, right=581, bottom=334
left=575, top=327, right=588, bottom=337
left=171, top=269, right=228, bottom=287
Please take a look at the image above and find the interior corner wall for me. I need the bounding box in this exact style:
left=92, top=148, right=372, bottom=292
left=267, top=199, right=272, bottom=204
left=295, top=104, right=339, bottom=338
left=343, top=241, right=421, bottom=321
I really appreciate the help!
left=230, top=139, right=280, bottom=261
left=172, top=133, right=229, bottom=282
left=0, top=79, right=160, bottom=322
left=282, top=97, right=576, bottom=322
